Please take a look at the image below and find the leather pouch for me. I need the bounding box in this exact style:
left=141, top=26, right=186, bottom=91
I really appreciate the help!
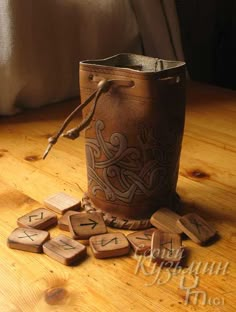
left=44, top=54, right=186, bottom=229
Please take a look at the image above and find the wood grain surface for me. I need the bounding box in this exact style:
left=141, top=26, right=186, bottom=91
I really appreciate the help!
left=0, top=82, right=235, bottom=311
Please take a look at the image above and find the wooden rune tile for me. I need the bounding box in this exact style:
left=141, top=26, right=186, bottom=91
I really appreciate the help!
left=127, top=228, right=157, bottom=255
left=68, top=212, right=107, bottom=240
left=17, top=208, right=57, bottom=230
left=150, top=207, right=182, bottom=234
left=58, top=211, right=80, bottom=231
left=7, top=227, right=50, bottom=253
left=176, top=213, right=216, bottom=245
left=43, top=234, right=87, bottom=265
left=151, top=231, right=184, bottom=263
left=89, top=232, right=130, bottom=259
left=44, top=192, right=81, bottom=214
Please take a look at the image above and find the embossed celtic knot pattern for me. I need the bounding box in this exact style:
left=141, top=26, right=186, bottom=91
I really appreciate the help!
left=85, top=120, right=180, bottom=204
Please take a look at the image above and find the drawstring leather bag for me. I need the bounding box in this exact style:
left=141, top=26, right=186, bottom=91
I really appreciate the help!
left=44, top=54, right=186, bottom=230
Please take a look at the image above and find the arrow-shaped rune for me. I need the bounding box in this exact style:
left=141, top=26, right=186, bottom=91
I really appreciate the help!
left=80, top=218, right=98, bottom=229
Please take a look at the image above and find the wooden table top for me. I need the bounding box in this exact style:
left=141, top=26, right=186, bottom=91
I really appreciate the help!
left=0, top=82, right=235, bottom=312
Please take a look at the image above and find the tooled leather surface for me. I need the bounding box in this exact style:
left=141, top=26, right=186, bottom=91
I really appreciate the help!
left=86, top=119, right=182, bottom=204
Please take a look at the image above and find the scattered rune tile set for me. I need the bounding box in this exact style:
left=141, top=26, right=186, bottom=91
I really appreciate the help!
left=8, top=227, right=50, bottom=253
left=44, top=192, right=81, bottom=214
left=177, top=213, right=216, bottom=244
left=17, top=208, right=57, bottom=229
left=150, top=208, right=182, bottom=234
left=43, top=234, right=87, bottom=265
left=58, top=211, right=80, bottom=231
left=7, top=192, right=217, bottom=266
left=90, top=233, right=130, bottom=259
left=151, top=231, right=184, bottom=264
left=127, top=228, right=156, bottom=255
left=69, top=212, right=107, bottom=240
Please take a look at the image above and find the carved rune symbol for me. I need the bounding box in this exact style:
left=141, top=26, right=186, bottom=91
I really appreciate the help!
left=28, top=212, right=44, bottom=222
left=136, top=233, right=152, bottom=241
left=80, top=218, right=98, bottom=229
left=59, top=239, right=75, bottom=250
left=161, top=239, right=173, bottom=255
left=191, top=219, right=203, bottom=234
left=18, top=231, right=38, bottom=241
left=101, top=237, right=118, bottom=247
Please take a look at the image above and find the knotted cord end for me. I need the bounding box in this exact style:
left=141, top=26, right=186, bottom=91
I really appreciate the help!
left=62, top=129, right=80, bottom=140
left=42, top=136, right=59, bottom=159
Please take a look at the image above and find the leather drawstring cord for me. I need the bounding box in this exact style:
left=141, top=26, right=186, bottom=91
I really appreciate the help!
left=43, top=78, right=134, bottom=159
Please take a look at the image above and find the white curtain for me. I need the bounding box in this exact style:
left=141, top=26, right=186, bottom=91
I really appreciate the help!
left=0, top=0, right=184, bottom=115
left=131, top=0, right=184, bottom=60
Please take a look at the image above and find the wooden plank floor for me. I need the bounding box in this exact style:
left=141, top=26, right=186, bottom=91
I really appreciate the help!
left=0, top=82, right=235, bottom=311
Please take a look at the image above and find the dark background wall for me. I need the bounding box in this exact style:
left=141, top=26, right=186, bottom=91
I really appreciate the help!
left=176, top=0, right=236, bottom=90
